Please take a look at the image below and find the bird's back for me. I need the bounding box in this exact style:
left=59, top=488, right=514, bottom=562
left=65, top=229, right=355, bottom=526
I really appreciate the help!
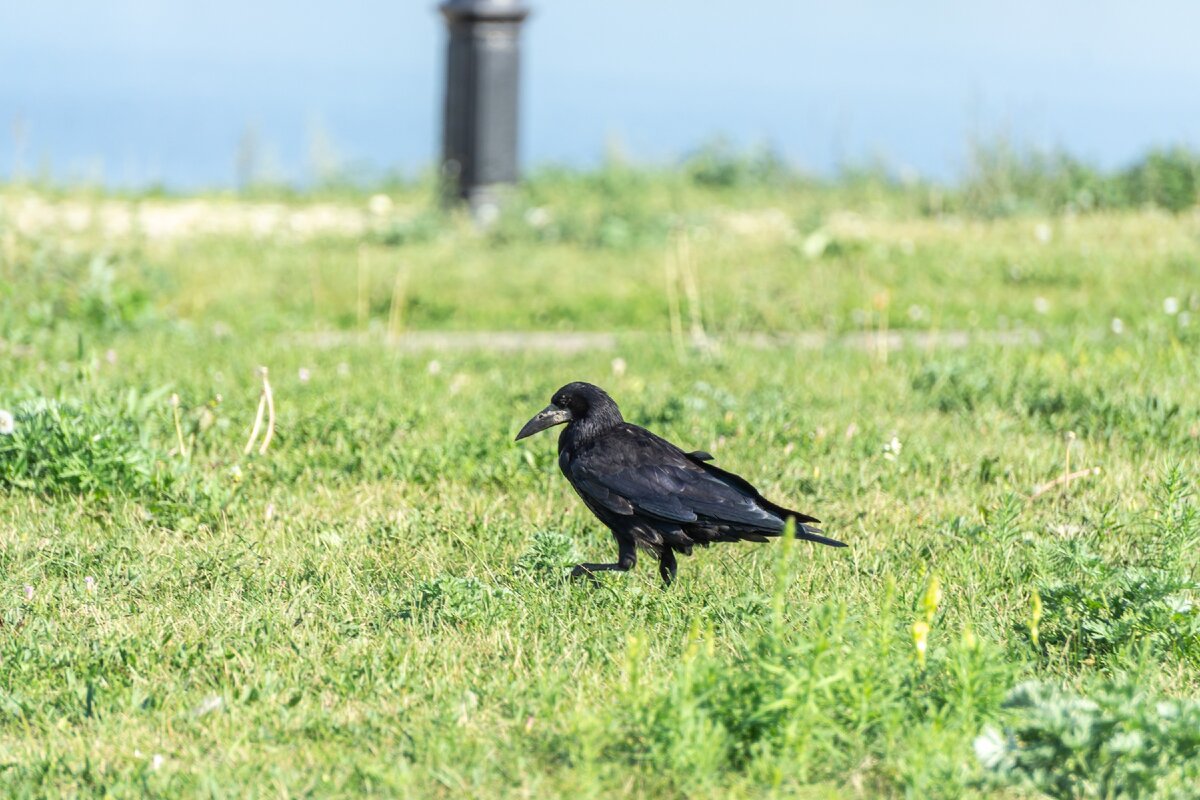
left=559, top=422, right=817, bottom=550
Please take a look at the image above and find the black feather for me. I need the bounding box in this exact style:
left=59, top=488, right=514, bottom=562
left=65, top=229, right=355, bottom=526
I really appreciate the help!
left=518, top=382, right=845, bottom=586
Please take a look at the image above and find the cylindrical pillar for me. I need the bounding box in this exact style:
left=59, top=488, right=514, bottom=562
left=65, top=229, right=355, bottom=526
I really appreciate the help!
left=439, top=0, right=531, bottom=217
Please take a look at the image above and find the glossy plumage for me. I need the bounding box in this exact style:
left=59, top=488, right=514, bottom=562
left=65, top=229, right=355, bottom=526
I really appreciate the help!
left=516, top=382, right=845, bottom=585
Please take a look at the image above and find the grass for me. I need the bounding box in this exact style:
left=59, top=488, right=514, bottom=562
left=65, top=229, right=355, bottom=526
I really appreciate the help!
left=1, top=168, right=1199, bottom=798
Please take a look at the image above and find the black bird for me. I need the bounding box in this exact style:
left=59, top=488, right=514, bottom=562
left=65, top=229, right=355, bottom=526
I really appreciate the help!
left=515, top=382, right=845, bottom=585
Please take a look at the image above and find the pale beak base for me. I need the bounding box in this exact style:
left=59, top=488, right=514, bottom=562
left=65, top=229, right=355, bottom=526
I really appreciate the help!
left=515, top=405, right=572, bottom=440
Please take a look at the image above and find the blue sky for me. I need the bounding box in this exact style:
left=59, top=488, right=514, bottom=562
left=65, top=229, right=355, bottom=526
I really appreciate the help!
left=2, top=1, right=1197, bottom=187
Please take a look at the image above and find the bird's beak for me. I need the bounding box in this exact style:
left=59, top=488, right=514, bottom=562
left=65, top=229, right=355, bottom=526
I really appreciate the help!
left=515, top=405, right=572, bottom=441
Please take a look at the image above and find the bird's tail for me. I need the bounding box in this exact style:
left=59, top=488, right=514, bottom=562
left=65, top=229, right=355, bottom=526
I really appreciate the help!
left=788, top=517, right=847, bottom=548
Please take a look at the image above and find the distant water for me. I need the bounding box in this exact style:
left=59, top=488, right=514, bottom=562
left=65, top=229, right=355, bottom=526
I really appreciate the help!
left=2, top=0, right=1198, bottom=189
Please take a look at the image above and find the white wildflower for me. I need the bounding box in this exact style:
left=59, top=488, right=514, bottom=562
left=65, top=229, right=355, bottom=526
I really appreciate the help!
left=1034, top=223, right=1052, bottom=244
left=974, top=726, right=1009, bottom=770
left=611, top=357, right=627, bottom=378
left=1033, top=297, right=1050, bottom=314
left=1164, top=296, right=1180, bottom=315
left=194, top=694, right=224, bottom=717
left=474, top=202, right=500, bottom=228
left=426, top=360, right=442, bottom=375
left=298, top=367, right=311, bottom=384
left=882, top=435, right=902, bottom=461
left=367, top=194, right=394, bottom=216
left=457, top=689, right=479, bottom=726
left=802, top=230, right=830, bottom=260
left=524, top=207, right=551, bottom=229
left=0, top=409, right=13, bottom=435
left=1111, top=317, right=1125, bottom=334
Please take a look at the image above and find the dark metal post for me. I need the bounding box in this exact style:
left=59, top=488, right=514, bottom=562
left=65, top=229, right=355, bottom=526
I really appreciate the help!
left=439, top=0, right=531, bottom=218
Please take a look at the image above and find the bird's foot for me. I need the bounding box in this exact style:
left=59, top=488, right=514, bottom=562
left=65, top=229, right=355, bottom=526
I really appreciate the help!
left=569, top=563, right=597, bottom=581
left=658, top=550, right=677, bottom=588
left=569, top=561, right=634, bottom=582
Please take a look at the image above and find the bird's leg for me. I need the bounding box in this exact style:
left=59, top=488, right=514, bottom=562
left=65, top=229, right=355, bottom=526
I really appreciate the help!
left=657, top=548, right=678, bottom=587
left=570, top=538, right=637, bottom=581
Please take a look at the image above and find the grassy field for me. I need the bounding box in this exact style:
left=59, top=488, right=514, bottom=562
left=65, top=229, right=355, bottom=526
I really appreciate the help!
left=2, top=171, right=1200, bottom=798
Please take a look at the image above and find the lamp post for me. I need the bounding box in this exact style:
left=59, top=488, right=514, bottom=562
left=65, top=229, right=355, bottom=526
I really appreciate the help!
left=438, top=0, right=531, bottom=219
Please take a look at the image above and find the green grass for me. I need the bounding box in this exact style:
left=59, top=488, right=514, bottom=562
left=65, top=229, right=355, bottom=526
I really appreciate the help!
left=1, top=172, right=1199, bottom=798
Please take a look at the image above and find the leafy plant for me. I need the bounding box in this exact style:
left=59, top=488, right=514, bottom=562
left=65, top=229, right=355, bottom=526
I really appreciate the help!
left=976, top=681, right=1200, bottom=799
left=960, top=138, right=1200, bottom=215
left=398, top=575, right=513, bottom=625
left=1120, top=147, right=1200, bottom=213
left=0, top=244, right=155, bottom=338
left=684, top=139, right=791, bottom=189
left=0, top=389, right=233, bottom=527
left=77, top=254, right=154, bottom=331
left=1035, top=544, right=1200, bottom=666
left=913, top=357, right=1191, bottom=443
left=513, top=530, right=581, bottom=580
left=0, top=392, right=173, bottom=498
left=603, top=597, right=1012, bottom=790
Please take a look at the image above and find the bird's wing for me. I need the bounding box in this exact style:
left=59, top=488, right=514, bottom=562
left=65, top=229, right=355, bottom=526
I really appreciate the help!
left=687, top=456, right=819, bottom=524
left=566, top=426, right=786, bottom=531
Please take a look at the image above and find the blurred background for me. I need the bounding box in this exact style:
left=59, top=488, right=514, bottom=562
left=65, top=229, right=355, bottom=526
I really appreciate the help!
left=4, top=0, right=1199, bottom=189
left=4, top=5, right=1200, bottom=797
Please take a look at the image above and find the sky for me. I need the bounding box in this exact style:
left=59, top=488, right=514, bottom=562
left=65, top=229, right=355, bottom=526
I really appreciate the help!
left=2, top=1, right=1198, bottom=188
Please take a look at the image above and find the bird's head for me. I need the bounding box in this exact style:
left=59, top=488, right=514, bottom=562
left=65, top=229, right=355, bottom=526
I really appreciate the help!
left=515, top=382, right=622, bottom=441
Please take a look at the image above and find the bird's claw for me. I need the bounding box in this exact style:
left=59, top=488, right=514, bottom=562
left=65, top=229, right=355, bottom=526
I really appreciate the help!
left=569, top=564, right=597, bottom=581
